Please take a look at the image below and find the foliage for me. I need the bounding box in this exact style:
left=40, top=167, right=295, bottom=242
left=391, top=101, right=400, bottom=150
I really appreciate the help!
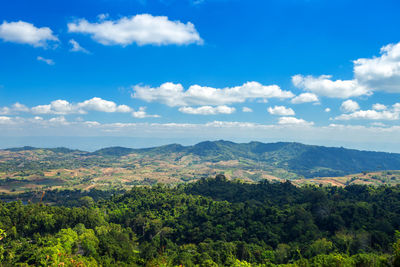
left=0, top=176, right=399, bottom=266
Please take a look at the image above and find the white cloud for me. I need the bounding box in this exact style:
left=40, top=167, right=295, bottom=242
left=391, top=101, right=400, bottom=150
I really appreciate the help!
left=372, top=103, right=387, bottom=111
left=31, top=98, right=132, bottom=114
left=0, top=116, right=12, bottom=124
left=291, top=92, right=319, bottom=104
left=242, top=107, right=253, bottom=112
left=77, top=97, right=132, bottom=113
left=85, top=121, right=101, bottom=127
left=354, top=42, right=400, bottom=93
left=132, top=82, right=294, bottom=107
left=335, top=102, right=400, bottom=121
left=132, top=107, right=160, bottom=118
left=69, top=39, right=89, bottom=53
left=0, top=103, right=29, bottom=115
left=393, top=103, right=400, bottom=112
left=179, top=105, right=235, bottom=115
left=49, top=116, right=69, bottom=125
left=13, top=102, right=29, bottom=112
left=37, top=56, right=55, bottom=65
left=292, top=74, right=371, bottom=98
left=335, top=110, right=399, bottom=121
left=325, top=108, right=331, bottom=112
left=340, top=100, right=360, bottom=113
left=68, top=14, right=202, bottom=46
left=0, top=21, right=58, bottom=48
left=294, top=41, right=400, bottom=98
left=32, top=100, right=76, bottom=115
left=267, top=105, right=295, bottom=116
left=278, top=117, right=314, bottom=126
left=116, top=105, right=132, bottom=113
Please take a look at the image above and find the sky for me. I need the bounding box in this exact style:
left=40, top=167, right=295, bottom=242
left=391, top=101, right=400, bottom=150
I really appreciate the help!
left=1, top=0, right=400, bottom=151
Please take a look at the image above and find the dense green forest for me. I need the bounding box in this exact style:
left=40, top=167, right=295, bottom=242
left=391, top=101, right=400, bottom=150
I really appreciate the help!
left=1, top=175, right=400, bottom=266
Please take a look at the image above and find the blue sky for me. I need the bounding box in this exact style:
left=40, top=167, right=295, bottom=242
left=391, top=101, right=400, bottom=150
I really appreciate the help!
left=1, top=0, right=400, bottom=151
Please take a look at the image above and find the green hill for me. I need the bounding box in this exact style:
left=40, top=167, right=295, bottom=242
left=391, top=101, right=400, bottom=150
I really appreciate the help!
left=2, top=141, right=400, bottom=179
left=124, top=141, right=400, bottom=177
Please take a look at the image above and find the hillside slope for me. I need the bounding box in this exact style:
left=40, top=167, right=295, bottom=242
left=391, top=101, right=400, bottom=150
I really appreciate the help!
left=123, top=141, right=400, bottom=177
left=1, top=141, right=400, bottom=181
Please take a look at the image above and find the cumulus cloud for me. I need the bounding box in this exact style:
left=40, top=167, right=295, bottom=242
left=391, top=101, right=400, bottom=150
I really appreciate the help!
left=354, top=42, right=400, bottom=93
left=37, top=56, right=55, bottom=65
left=340, top=100, right=360, bottom=113
left=132, top=82, right=294, bottom=107
left=77, top=97, right=132, bottom=113
left=293, top=41, right=400, bottom=98
left=325, top=108, right=331, bottom=112
left=0, top=116, right=12, bottom=124
left=292, top=75, right=371, bottom=99
left=69, top=39, right=89, bottom=53
left=49, top=116, right=69, bottom=125
left=0, top=21, right=58, bottom=48
left=132, top=107, right=160, bottom=118
left=372, top=103, right=387, bottom=111
left=242, top=107, right=253, bottom=112
left=0, top=103, right=29, bottom=115
left=33, top=116, right=43, bottom=121
left=68, top=14, right=202, bottom=46
left=335, top=110, right=399, bottom=121
left=0, top=98, right=132, bottom=116
left=31, top=98, right=132, bottom=114
left=32, top=100, right=76, bottom=115
left=393, top=103, right=400, bottom=112
left=179, top=105, right=235, bottom=115
left=278, top=117, right=314, bottom=126
left=13, top=103, right=29, bottom=112
left=291, top=92, right=319, bottom=104
left=267, top=105, right=295, bottom=116
left=335, top=102, right=400, bottom=121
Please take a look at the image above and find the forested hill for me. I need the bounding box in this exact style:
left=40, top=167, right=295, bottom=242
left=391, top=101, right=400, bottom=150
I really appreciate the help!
left=60, top=141, right=400, bottom=177
left=1, top=176, right=400, bottom=266
left=2, top=141, right=400, bottom=179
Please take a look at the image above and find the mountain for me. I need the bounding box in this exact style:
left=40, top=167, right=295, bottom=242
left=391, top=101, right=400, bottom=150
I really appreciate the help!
left=88, top=140, right=400, bottom=178
left=92, top=146, right=135, bottom=156
left=2, top=141, right=400, bottom=179
left=4, top=146, right=80, bottom=153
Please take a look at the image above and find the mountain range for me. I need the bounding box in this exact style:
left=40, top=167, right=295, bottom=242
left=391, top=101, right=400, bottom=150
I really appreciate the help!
left=91, top=140, right=400, bottom=177
left=3, top=140, right=400, bottom=178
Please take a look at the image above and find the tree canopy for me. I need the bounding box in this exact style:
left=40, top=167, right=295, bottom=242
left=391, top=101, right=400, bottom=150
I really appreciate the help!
left=0, top=176, right=400, bottom=266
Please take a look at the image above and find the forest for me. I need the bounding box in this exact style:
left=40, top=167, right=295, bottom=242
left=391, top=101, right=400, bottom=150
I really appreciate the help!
left=1, top=175, right=400, bottom=266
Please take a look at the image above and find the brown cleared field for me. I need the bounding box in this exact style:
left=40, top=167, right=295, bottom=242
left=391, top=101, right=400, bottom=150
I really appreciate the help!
left=0, top=155, right=288, bottom=193
left=293, top=170, right=400, bottom=187
left=2, top=163, right=399, bottom=194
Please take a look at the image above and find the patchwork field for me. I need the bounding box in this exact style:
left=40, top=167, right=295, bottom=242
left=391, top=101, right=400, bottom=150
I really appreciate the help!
left=293, top=170, right=400, bottom=187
